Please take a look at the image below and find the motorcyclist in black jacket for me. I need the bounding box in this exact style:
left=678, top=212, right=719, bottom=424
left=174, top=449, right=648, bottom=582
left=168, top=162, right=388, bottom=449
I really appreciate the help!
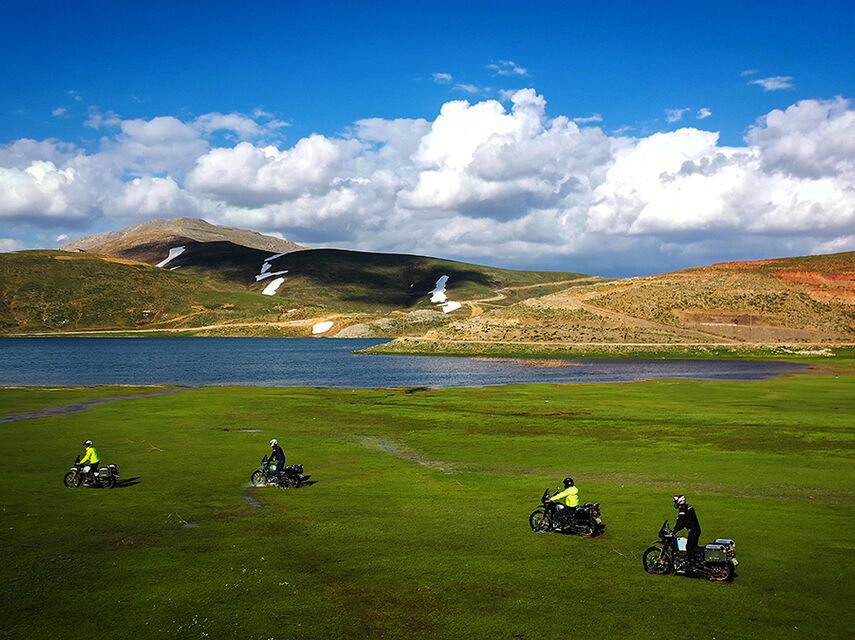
left=672, top=494, right=702, bottom=558
left=269, top=439, right=286, bottom=477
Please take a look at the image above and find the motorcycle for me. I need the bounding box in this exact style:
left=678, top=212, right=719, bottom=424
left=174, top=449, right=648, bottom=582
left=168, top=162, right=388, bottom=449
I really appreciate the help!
left=250, top=455, right=308, bottom=488
left=63, top=456, right=119, bottom=489
left=529, top=488, right=605, bottom=536
left=642, top=520, right=738, bottom=582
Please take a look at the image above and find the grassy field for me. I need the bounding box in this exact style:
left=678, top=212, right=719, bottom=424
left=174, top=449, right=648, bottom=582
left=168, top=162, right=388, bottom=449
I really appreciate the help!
left=2, top=371, right=854, bottom=639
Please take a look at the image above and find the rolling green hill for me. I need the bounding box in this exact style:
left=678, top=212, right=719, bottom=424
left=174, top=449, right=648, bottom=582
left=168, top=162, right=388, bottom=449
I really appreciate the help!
left=0, top=247, right=587, bottom=335
left=0, top=250, right=286, bottom=333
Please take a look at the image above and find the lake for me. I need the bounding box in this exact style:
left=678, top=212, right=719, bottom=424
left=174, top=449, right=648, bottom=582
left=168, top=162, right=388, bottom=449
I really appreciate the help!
left=0, top=337, right=809, bottom=387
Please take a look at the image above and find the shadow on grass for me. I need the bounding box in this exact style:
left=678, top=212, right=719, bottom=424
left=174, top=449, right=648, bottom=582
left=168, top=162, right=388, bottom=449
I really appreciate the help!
left=114, top=476, right=142, bottom=488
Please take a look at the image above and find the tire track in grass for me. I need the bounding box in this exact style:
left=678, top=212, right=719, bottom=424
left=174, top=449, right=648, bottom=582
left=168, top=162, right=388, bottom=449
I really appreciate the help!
left=0, top=388, right=184, bottom=423
left=354, top=436, right=455, bottom=472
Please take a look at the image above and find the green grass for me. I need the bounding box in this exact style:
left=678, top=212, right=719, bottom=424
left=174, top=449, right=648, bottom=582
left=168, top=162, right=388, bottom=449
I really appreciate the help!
left=0, top=386, right=169, bottom=416
left=2, top=373, right=854, bottom=639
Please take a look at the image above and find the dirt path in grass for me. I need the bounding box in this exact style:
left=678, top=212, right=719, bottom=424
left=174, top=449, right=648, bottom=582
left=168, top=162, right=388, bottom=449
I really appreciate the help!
left=0, top=388, right=184, bottom=423
left=357, top=436, right=452, bottom=471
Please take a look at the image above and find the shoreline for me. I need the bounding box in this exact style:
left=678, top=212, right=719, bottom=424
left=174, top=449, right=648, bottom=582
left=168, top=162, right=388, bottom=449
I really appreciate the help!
left=357, top=337, right=855, bottom=362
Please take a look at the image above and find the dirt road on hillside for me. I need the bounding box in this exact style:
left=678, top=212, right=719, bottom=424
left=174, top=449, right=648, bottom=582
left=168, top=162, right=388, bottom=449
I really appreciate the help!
left=464, top=277, right=607, bottom=318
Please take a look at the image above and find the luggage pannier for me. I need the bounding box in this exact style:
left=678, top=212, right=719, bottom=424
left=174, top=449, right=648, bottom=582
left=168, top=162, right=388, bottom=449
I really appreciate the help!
left=704, top=543, right=727, bottom=563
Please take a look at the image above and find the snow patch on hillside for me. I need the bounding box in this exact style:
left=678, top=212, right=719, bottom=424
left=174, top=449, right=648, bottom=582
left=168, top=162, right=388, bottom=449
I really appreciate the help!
left=429, top=275, right=462, bottom=313
left=156, top=246, right=185, bottom=268
left=256, top=268, right=288, bottom=281
left=262, top=277, right=285, bottom=295
left=429, top=275, right=449, bottom=302
left=312, top=321, right=334, bottom=334
left=255, top=256, right=288, bottom=281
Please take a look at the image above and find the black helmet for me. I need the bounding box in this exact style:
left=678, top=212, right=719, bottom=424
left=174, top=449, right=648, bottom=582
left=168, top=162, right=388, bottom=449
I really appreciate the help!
left=563, top=477, right=574, bottom=488
left=83, top=440, right=93, bottom=448
left=672, top=494, right=686, bottom=509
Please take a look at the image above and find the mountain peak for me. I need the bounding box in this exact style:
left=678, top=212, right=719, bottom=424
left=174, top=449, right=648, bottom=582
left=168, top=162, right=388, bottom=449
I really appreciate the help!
left=60, top=218, right=304, bottom=255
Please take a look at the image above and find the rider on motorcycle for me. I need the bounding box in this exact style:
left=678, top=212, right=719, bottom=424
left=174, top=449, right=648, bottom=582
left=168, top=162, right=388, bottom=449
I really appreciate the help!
left=672, top=494, right=703, bottom=557
left=549, top=477, right=579, bottom=527
left=79, top=440, right=100, bottom=483
left=269, top=439, right=285, bottom=477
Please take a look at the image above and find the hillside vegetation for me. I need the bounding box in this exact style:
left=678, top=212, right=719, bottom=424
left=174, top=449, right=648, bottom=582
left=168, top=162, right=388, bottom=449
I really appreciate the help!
left=0, top=248, right=586, bottom=336
left=370, top=251, right=855, bottom=354
left=0, top=251, right=288, bottom=332
left=8, top=216, right=853, bottom=346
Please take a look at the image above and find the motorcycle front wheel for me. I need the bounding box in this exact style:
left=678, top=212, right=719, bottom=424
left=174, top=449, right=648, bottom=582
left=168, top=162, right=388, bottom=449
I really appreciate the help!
left=643, top=546, right=673, bottom=575
left=250, top=471, right=266, bottom=486
left=63, top=471, right=81, bottom=488
left=707, top=562, right=735, bottom=582
left=529, top=509, right=552, bottom=532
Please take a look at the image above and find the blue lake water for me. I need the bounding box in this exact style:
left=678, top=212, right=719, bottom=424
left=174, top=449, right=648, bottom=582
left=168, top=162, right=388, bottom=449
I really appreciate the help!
left=0, top=337, right=809, bottom=387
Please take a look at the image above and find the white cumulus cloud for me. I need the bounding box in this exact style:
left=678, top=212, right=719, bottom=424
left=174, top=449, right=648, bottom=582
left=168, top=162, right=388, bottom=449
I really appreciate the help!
left=2, top=92, right=855, bottom=275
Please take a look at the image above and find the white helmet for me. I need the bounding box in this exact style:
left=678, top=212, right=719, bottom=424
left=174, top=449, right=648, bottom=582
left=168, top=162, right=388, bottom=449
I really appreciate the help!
left=83, top=440, right=93, bottom=447
left=270, top=439, right=278, bottom=446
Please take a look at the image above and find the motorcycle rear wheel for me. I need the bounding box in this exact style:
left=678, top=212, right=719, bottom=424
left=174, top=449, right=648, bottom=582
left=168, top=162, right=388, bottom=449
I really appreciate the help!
left=250, top=471, right=266, bottom=486
left=280, top=474, right=301, bottom=488
left=643, top=546, right=672, bottom=575
left=101, top=475, right=116, bottom=489
left=529, top=509, right=552, bottom=532
left=63, top=471, right=81, bottom=488
left=707, top=562, right=735, bottom=582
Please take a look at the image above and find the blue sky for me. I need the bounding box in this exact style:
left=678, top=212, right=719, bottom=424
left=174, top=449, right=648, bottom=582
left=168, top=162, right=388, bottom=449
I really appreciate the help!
left=1, top=1, right=854, bottom=275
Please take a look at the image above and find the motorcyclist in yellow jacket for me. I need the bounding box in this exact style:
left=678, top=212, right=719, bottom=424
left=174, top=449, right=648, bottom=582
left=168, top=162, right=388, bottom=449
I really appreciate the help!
left=549, top=477, right=579, bottom=527
left=80, top=440, right=100, bottom=482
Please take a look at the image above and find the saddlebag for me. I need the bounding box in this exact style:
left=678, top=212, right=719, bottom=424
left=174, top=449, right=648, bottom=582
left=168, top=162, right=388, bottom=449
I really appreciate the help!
left=97, top=467, right=111, bottom=477
left=704, top=543, right=727, bottom=563
left=581, top=502, right=601, bottom=518
left=714, top=538, right=735, bottom=551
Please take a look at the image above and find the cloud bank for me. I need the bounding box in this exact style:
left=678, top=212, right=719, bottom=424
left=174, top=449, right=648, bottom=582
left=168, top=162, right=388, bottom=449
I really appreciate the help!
left=2, top=91, right=854, bottom=275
